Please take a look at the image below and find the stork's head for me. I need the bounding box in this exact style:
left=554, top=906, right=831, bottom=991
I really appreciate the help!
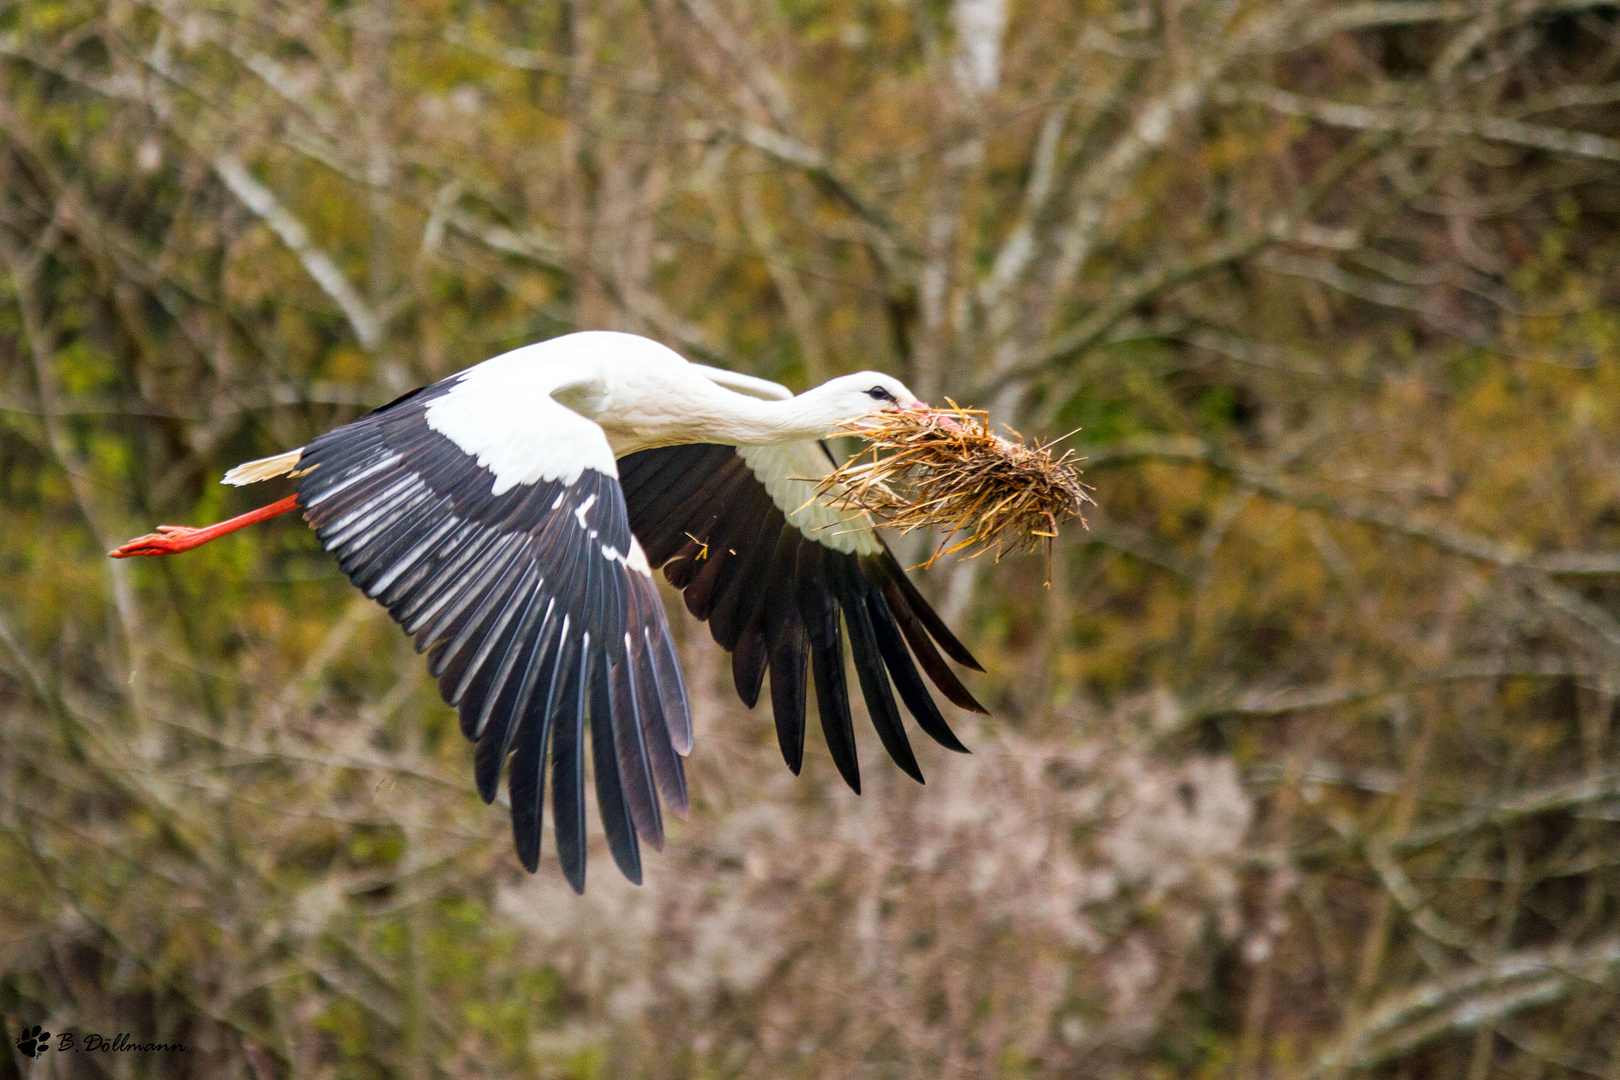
left=799, top=371, right=926, bottom=428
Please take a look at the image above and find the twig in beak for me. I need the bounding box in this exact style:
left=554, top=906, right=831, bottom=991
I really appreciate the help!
left=818, top=402, right=1092, bottom=578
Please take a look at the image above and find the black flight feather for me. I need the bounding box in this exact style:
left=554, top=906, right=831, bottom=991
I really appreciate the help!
left=862, top=587, right=969, bottom=753
left=512, top=626, right=576, bottom=873
left=875, top=553, right=984, bottom=672
left=832, top=556, right=923, bottom=783
left=618, top=442, right=986, bottom=791
left=796, top=545, right=860, bottom=793
left=590, top=648, right=643, bottom=883
left=609, top=647, right=664, bottom=850
left=550, top=634, right=589, bottom=892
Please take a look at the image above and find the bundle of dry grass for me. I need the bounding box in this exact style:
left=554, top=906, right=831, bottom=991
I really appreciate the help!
left=819, top=404, right=1092, bottom=571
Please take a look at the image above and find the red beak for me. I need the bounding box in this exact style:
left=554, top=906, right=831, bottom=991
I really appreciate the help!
left=906, top=401, right=962, bottom=432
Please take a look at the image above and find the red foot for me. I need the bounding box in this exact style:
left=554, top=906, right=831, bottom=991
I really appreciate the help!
left=109, top=494, right=301, bottom=558
left=111, top=525, right=213, bottom=558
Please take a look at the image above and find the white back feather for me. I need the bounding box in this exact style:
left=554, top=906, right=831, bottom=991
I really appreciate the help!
left=692, top=365, right=793, bottom=401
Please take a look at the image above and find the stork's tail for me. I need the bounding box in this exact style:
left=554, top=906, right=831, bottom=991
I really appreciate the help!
left=223, top=448, right=305, bottom=486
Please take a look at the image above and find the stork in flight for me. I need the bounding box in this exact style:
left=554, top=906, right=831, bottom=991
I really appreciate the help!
left=112, top=331, right=985, bottom=891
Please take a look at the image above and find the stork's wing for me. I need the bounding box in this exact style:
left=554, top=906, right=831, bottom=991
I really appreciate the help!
left=618, top=440, right=986, bottom=793
left=293, top=374, right=690, bottom=893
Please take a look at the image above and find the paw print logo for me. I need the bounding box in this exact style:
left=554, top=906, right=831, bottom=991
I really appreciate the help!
left=15, top=1024, right=51, bottom=1058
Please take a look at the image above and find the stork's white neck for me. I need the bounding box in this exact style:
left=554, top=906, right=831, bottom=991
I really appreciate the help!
left=693, top=393, right=847, bottom=445
left=595, top=378, right=862, bottom=455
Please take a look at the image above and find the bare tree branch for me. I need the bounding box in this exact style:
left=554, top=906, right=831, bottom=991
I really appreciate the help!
left=1226, top=83, right=1620, bottom=163
left=211, top=155, right=384, bottom=350
left=1301, top=938, right=1620, bottom=1077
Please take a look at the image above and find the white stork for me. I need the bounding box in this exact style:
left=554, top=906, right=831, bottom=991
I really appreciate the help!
left=111, top=331, right=985, bottom=891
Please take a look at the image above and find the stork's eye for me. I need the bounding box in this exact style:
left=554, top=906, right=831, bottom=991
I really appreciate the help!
left=866, top=386, right=896, bottom=402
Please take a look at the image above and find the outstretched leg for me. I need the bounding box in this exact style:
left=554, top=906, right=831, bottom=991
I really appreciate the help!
left=109, top=494, right=301, bottom=558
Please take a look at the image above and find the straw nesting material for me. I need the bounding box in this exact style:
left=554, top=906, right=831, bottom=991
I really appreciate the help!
left=817, top=404, right=1092, bottom=571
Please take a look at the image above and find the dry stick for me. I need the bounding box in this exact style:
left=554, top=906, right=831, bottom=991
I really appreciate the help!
left=1236, top=728, right=1324, bottom=1072
left=213, top=155, right=384, bottom=350
left=1466, top=832, right=1526, bottom=1080
left=1571, top=682, right=1614, bottom=943
left=1334, top=699, right=1436, bottom=1080
left=1273, top=771, right=1620, bottom=866
left=1297, top=937, right=1620, bottom=1079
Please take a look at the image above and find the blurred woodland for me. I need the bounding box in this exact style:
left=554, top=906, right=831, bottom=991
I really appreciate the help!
left=3, top=0, right=1620, bottom=1076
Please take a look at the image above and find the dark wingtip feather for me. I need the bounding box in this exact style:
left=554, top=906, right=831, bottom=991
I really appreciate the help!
left=862, top=590, right=972, bottom=754
left=763, top=530, right=809, bottom=774
left=552, top=640, right=590, bottom=892
left=874, top=551, right=986, bottom=672
left=607, top=649, right=664, bottom=853
left=562, top=860, right=587, bottom=894
left=731, top=626, right=767, bottom=709
left=512, top=632, right=576, bottom=874
left=515, top=832, right=541, bottom=875
left=708, top=509, right=783, bottom=654
left=879, top=575, right=991, bottom=716
left=797, top=546, right=861, bottom=794
left=810, top=642, right=861, bottom=794
left=475, top=608, right=566, bottom=802
left=630, top=615, right=688, bottom=817
left=664, top=789, right=691, bottom=821
left=834, top=558, right=923, bottom=784
left=767, top=623, right=808, bottom=774
left=590, top=653, right=645, bottom=882
left=647, top=625, right=693, bottom=756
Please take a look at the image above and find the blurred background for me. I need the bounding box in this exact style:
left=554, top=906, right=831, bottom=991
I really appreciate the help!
left=2, top=0, right=1620, bottom=1076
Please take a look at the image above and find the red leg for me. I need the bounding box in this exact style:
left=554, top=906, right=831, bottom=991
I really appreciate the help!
left=109, top=494, right=302, bottom=558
